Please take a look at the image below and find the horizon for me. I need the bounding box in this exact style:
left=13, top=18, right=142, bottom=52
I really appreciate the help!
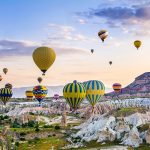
left=0, top=0, right=150, bottom=89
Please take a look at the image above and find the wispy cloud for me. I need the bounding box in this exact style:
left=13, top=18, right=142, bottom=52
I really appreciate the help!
left=0, top=39, right=88, bottom=58
left=46, top=23, right=96, bottom=42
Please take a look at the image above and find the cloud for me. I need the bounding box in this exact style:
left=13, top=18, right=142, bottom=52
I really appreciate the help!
left=0, top=39, right=88, bottom=58
left=77, top=19, right=87, bottom=24
left=46, top=23, right=95, bottom=42
left=77, top=3, right=150, bottom=36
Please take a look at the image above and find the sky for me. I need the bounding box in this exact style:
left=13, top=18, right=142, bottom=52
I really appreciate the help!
left=0, top=0, right=150, bottom=89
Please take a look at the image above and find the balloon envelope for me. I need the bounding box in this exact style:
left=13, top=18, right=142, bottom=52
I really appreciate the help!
left=0, top=75, right=2, bottom=81
left=54, top=94, right=59, bottom=100
left=5, top=83, right=13, bottom=89
left=26, top=90, right=34, bottom=100
left=98, top=30, right=108, bottom=42
left=3, top=68, right=8, bottom=74
left=112, top=83, right=122, bottom=92
left=85, top=80, right=105, bottom=107
left=63, top=80, right=86, bottom=110
left=32, top=47, right=56, bottom=75
left=33, top=85, right=48, bottom=104
left=134, top=40, right=141, bottom=49
left=37, top=77, right=43, bottom=83
left=0, top=88, right=12, bottom=105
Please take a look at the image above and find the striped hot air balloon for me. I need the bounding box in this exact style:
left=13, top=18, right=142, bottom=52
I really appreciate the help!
left=85, top=80, right=105, bottom=108
left=33, top=85, right=48, bottom=105
left=0, top=88, right=12, bottom=105
left=112, top=83, right=122, bottom=92
left=63, top=80, right=86, bottom=110
left=25, top=90, right=34, bottom=100
left=98, top=30, right=108, bottom=42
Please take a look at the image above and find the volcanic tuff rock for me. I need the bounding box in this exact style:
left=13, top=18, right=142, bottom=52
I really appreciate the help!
left=105, top=72, right=150, bottom=99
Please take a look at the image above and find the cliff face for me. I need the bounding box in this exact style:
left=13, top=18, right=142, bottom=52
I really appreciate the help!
left=105, top=72, right=150, bottom=98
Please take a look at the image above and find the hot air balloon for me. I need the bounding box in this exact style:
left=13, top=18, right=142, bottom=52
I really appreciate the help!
left=3, top=68, right=8, bottom=74
left=63, top=80, right=86, bottom=111
left=91, top=49, right=94, bottom=53
left=0, top=75, right=2, bottom=81
left=85, top=80, right=105, bottom=109
left=109, top=61, right=112, bottom=65
left=134, top=40, right=141, bottom=49
left=98, top=30, right=108, bottom=42
left=26, top=90, right=34, bottom=100
left=33, top=85, right=48, bottom=105
left=37, top=77, right=43, bottom=83
left=0, top=88, right=12, bottom=105
left=112, top=83, right=122, bottom=92
left=5, top=83, right=12, bottom=89
left=32, top=47, right=56, bottom=75
left=54, top=94, right=59, bottom=100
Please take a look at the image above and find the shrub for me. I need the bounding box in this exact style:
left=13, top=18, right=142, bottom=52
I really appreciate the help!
left=28, top=140, right=32, bottom=144
left=35, top=127, right=40, bottom=132
left=34, top=137, right=40, bottom=141
left=15, top=142, right=19, bottom=147
left=43, top=125, right=53, bottom=128
left=55, top=125, right=60, bottom=130
left=20, top=137, right=25, bottom=141
left=20, top=132, right=26, bottom=136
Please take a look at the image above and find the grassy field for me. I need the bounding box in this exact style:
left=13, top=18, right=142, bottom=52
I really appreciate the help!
left=114, top=107, right=146, bottom=117
left=17, top=137, right=67, bottom=150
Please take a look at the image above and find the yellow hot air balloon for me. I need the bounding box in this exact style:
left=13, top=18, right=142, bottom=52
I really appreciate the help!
left=32, top=47, right=56, bottom=75
left=85, top=80, right=105, bottom=109
left=63, top=80, right=86, bottom=111
left=25, top=90, right=34, bottom=100
left=134, top=40, right=141, bottom=49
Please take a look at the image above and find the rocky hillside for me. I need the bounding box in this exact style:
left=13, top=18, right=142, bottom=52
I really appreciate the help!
left=105, top=72, right=150, bottom=99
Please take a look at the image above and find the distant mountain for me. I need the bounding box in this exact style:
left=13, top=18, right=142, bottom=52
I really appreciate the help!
left=105, top=72, right=150, bottom=99
left=12, top=85, right=111, bottom=98
left=12, top=86, right=64, bottom=98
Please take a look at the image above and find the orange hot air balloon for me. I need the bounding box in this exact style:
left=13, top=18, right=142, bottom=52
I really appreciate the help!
left=112, top=83, right=122, bottom=92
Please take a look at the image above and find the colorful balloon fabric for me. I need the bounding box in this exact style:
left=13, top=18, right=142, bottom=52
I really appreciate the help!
left=113, top=83, right=122, bottom=92
left=54, top=94, right=59, bottom=100
left=33, top=85, right=48, bottom=104
left=5, top=83, right=13, bottom=89
left=3, top=68, right=8, bottom=74
left=32, top=47, right=56, bottom=75
left=37, top=77, right=43, bottom=83
left=63, top=80, right=86, bottom=110
left=85, top=80, right=105, bottom=107
left=134, top=40, right=141, bottom=49
left=26, top=90, right=34, bottom=100
left=0, top=88, right=12, bottom=105
left=98, top=30, right=108, bottom=42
